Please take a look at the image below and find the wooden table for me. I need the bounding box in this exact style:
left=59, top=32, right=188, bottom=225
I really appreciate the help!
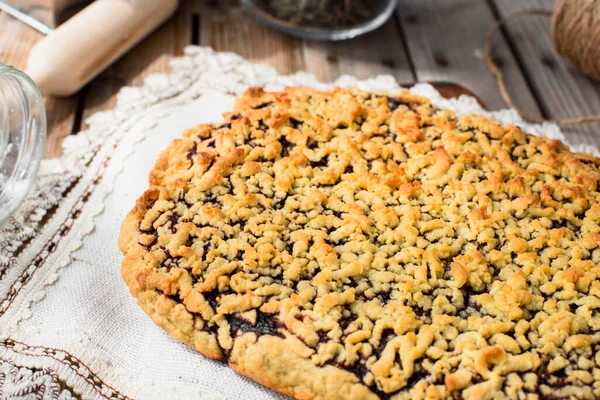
left=1, top=0, right=599, bottom=159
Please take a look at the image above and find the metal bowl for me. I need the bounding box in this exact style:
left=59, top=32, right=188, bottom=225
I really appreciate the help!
left=241, top=0, right=397, bottom=41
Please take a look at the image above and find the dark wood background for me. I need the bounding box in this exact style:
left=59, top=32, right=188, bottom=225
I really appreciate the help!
left=1, top=0, right=598, bottom=159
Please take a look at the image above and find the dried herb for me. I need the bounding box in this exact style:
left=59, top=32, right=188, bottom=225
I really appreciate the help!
left=254, top=0, right=389, bottom=29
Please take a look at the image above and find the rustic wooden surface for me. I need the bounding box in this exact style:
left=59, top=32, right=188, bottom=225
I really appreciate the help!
left=0, top=0, right=598, bottom=159
left=492, top=0, right=600, bottom=147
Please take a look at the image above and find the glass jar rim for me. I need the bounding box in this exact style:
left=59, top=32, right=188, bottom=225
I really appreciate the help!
left=0, top=63, right=47, bottom=225
left=0, top=62, right=41, bottom=88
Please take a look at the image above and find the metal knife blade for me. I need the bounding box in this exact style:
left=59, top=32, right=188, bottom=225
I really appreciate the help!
left=0, top=0, right=53, bottom=35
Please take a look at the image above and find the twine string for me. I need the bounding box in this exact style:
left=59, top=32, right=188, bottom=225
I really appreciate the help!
left=485, top=9, right=600, bottom=126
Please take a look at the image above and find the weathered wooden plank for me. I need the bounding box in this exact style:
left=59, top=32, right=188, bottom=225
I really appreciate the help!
left=302, top=18, right=415, bottom=85
left=80, top=0, right=193, bottom=124
left=492, top=0, right=600, bottom=148
left=0, top=11, right=80, bottom=159
left=200, top=1, right=413, bottom=86
left=396, top=0, right=541, bottom=115
left=199, top=1, right=305, bottom=75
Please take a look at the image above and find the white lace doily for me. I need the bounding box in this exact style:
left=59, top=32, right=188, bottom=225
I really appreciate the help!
left=0, top=46, right=597, bottom=399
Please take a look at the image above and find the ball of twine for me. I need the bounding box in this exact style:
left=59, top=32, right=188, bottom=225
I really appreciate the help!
left=552, top=0, right=600, bottom=81
left=485, top=0, right=600, bottom=125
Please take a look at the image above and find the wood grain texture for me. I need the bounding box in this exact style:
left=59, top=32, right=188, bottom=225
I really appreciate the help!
left=3, top=0, right=598, bottom=159
left=0, top=11, right=79, bottom=159
left=492, top=0, right=600, bottom=148
left=199, top=1, right=304, bottom=75
left=80, top=0, right=193, bottom=124
left=302, top=18, right=414, bottom=85
left=396, top=0, right=541, bottom=114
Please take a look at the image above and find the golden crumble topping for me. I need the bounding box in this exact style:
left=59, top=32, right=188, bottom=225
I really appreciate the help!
left=119, top=87, right=600, bottom=400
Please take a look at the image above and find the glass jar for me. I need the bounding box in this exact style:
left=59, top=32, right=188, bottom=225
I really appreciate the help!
left=0, top=64, right=46, bottom=224
left=241, top=0, right=397, bottom=41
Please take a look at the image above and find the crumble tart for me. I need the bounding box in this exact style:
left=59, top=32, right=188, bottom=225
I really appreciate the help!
left=119, top=87, right=600, bottom=400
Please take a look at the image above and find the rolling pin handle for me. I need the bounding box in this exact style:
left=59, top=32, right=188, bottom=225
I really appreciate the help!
left=26, top=0, right=179, bottom=97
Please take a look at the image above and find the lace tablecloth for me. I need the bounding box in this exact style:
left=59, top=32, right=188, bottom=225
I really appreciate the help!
left=0, top=46, right=597, bottom=399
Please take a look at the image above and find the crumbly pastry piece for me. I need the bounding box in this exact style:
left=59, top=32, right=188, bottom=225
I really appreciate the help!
left=119, top=87, right=600, bottom=400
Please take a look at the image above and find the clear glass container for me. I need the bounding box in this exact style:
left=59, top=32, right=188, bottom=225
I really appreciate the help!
left=0, top=64, right=46, bottom=224
left=241, top=0, right=397, bottom=41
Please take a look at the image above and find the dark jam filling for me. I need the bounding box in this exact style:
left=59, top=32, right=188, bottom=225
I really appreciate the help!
left=166, top=289, right=284, bottom=360
left=202, top=288, right=224, bottom=310
left=373, top=329, right=395, bottom=358
left=380, top=96, right=421, bottom=113
left=257, top=120, right=269, bottom=132
left=279, top=136, right=295, bottom=158
left=324, top=360, right=400, bottom=400
left=226, top=311, right=284, bottom=338
left=272, top=196, right=287, bottom=210
left=216, top=122, right=232, bottom=130
left=197, top=289, right=284, bottom=338
left=311, top=156, right=329, bottom=168
left=386, top=96, right=409, bottom=112
left=186, top=144, right=198, bottom=160
left=537, top=368, right=570, bottom=400
left=290, top=118, right=302, bottom=130
left=254, top=101, right=273, bottom=110
left=167, top=213, right=179, bottom=233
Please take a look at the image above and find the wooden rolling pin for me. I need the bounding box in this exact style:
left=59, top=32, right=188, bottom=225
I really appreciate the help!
left=25, top=0, right=179, bottom=96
